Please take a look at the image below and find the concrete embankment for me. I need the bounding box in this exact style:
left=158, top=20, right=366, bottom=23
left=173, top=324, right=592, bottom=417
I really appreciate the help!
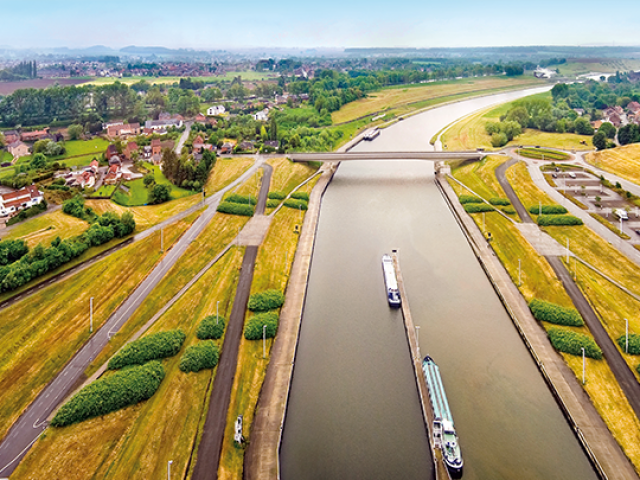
left=435, top=173, right=638, bottom=480
left=391, top=251, right=447, bottom=480
left=244, top=162, right=338, bottom=480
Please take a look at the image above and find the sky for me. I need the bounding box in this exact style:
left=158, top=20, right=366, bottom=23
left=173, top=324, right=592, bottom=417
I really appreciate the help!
left=4, top=0, right=640, bottom=50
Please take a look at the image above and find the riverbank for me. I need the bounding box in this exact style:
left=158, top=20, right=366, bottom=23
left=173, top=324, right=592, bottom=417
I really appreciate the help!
left=435, top=171, right=638, bottom=480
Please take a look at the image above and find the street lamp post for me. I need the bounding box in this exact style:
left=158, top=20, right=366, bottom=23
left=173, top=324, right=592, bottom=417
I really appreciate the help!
left=167, top=460, right=173, bottom=480
left=566, top=239, right=570, bottom=263
left=90, top=297, right=94, bottom=333
left=482, top=212, right=485, bottom=233
left=620, top=217, right=623, bottom=236
left=216, top=301, right=219, bottom=325
left=263, top=325, right=267, bottom=359
left=415, top=325, right=421, bottom=359
left=161, top=228, right=164, bottom=253
left=518, top=259, right=521, bottom=286
left=625, top=318, right=629, bottom=354
left=582, top=347, right=586, bottom=385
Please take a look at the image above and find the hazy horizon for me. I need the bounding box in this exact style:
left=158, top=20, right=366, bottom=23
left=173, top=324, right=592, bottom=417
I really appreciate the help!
left=4, top=0, right=640, bottom=51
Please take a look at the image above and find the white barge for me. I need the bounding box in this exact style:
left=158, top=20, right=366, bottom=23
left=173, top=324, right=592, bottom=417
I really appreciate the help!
left=363, top=128, right=380, bottom=141
left=381, top=254, right=401, bottom=307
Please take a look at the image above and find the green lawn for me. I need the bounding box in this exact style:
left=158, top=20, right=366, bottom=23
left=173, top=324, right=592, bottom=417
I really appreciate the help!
left=91, top=185, right=117, bottom=198
left=114, top=163, right=195, bottom=206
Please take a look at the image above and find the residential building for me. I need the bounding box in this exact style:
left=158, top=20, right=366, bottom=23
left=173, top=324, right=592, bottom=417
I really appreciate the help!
left=195, top=113, right=207, bottom=124
left=90, top=159, right=100, bottom=174
left=123, top=141, right=139, bottom=161
left=207, top=105, right=226, bottom=116
left=3, top=131, right=19, bottom=144
left=106, top=144, right=119, bottom=159
left=20, top=128, right=50, bottom=142
left=151, top=139, right=162, bottom=165
left=7, top=141, right=30, bottom=160
left=219, top=142, right=234, bottom=154
left=0, top=185, right=44, bottom=216
left=144, top=118, right=183, bottom=131
left=627, top=101, right=640, bottom=115
left=252, top=108, right=270, bottom=122
left=103, top=164, right=121, bottom=185
left=106, top=123, right=141, bottom=138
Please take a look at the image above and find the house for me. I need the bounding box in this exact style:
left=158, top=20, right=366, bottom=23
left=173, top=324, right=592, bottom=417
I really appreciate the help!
left=103, top=164, right=121, bottom=185
left=195, top=113, right=207, bottom=124
left=3, top=131, right=19, bottom=144
left=151, top=139, right=162, bottom=165
left=7, top=141, right=30, bottom=160
left=192, top=135, right=205, bottom=153
left=106, top=123, right=140, bottom=138
left=627, top=101, right=640, bottom=115
left=109, top=155, right=122, bottom=166
left=263, top=140, right=279, bottom=150
left=573, top=108, right=585, bottom=116
left=591, top=120, right=603, bottom=130
left=238, top=141, right=254, bottom=152
left=123, top=141, right=139, bottom=161
left=106, top=144, right=119, bottom=159
left=20, top=128, right=50, bottom=142
left=219, top=142, right=234, bottom=154
left=252, top=108, right=270, bottom=122
left=144, top=118, right=183, bottom=131
left=275, top=95, right=288, bottom=105
left=207, top=105, right=226, bottom=116
left=0, top=184, right=44, bottom=216
left=614, top=106, right=624, bottom=116
left=90, top=159, right=100, bottom=174
left=607, top=112, right=622, bottom=127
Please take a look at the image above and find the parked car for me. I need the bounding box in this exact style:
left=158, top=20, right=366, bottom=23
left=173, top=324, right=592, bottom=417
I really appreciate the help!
left=552, top=173, right=558, bottom=178
left=568, top=172, right=577, bottom=179
left=614, top=209, right=629, bottom=221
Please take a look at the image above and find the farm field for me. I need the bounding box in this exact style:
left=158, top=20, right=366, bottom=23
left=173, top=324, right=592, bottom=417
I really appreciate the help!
left=585, top=144, right=640, bottom=185
left=0, top=217, right=194, bottom=443
left=557, top=59, right=640, bottom=77
left=0, top=78, right=89, bottom=95
left=205, top=157, right=255, bottom=197
left=332, top=76, right=545, bottom=124
left=2, top=209, right=88, bottom=247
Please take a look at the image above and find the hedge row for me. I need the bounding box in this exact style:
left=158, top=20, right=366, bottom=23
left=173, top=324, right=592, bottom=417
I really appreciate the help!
left=528, top=205, right=568, bottom=215
left=502, top=206, right=516, bottom=215
left=224, top=193, right=257, bottom=205
left=268, top=191, right=285, bottom=200
left=248, top=289, right=285, bottom=312
left=196, top=315, right=226, bottom=340
left=51, top=361, right=165, bottom=427
left=180, top=341, right=220, bottom=372
left=283, top=199, right=308, bottom=210
left=464, top=203, right=494, bottom=213
left=459, top=195, right=483, bottom=204
left=244, top=312, right=279, bottom=340
left=291, top=191, right=310, bottom=201
left=548, top=328, right=603, bottom=359
left=108, top=330, right=186, bottom=370
left=617, top=333, right=640, bottom=355
left=266, top=199, right=281, bottom=208
left=489, top=198, right=510, bottom=206
left=529, top=299, right=584, bottom=327
left=217, top=201, right=255, bottom=217
left=7, top=201, right=47, bottom=227
left=537, top=215, right=583, bottom=226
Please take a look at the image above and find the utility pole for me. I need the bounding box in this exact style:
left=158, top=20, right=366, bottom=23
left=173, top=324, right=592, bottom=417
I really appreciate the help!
left=582, top=347, right=586, bottom=385
left=161, top=228, right=164, bottom=253
left=90, top=297, right=94, bottom=333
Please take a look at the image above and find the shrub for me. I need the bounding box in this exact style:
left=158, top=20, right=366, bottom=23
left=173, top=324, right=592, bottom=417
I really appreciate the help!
left=51, top=361, right=165, bottom=427
left=268, top=191, right=285, bottom=200
left=148, top=184, right=172, bottom=205
left=217, top=201, right=255, bottom=216
left=248, top=289, right=285, bottom=312
left=283, top=198, right=308, bottom=210
left=196, top=315, right=226, bottom=340
left=107, top=330, right=186, bottom=370
left=529, top=299, right=584, bottom=327
left=62, top=195, right=87, bottom=220
left=459, top=195, right=483, bottom=204
left=244, top=312, right=279, bottom=340
left=537, top=215, right=583, bottom=226
left=266, top=199, right=281, bottom=208
left=0, top=239, right=29, bottom=266
left=464, top=203, right=494, bottom=213
left=617, top=333, right=640, bottom=355
left=528, top=205, right=568, bottom=215
left=502, top=206, right=516, bottom=214
left=548, top=328, right=602, bottom=359
left=291, top=191, right=310, bottom=201
left=6, top=201, right=47, bottom=226
left=179, top=341, right=220, bottom=372
left=224, top=193, right=257, bottom=205
left=489, top=198, right=510, bottom=206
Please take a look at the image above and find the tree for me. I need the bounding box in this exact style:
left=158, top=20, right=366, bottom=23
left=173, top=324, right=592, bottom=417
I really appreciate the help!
left=143, top=173, right=155, bottom=187
left=505, top=106, right=529, bottom=129
left=67, top=124, right=84, bottom=140
left=491, top=132, right=509, bottom=148
left=148, top=184, right=171, bottom=204
left=551, top=83, right=569, bottom=100
left=574, top=117, right=595, bottom=136
left=593, top=131, right=608, bottom=150
left=0, top=132, right=4, bottom=147
left=598, top=122, right=616, bottom=139
left=618, top=124, right=640, bottom=146
left=30, top=153, right=47, bottom=170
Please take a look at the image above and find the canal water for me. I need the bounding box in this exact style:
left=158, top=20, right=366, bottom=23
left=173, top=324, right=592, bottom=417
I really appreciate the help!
left=280, top=88, right=598, bottom=480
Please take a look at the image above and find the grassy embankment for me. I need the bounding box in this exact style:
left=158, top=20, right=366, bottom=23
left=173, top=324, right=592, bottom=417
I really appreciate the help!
left=441, top=92, right=593, bottom=151
left=205, top=157, right=256, bottom=197
left=557, top=59, right=640, bottom=77
left=504, top=161, right=640, bottom=467
left=585, top=144, right=640, bottom=185
left=218, top=167, right=320, bottom=479
left=13, top=248, right=244, bottom=480
left=0, top=215, right=196, bottom=444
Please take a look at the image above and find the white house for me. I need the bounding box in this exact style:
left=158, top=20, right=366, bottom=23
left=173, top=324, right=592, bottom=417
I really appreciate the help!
left=207, top=105, right=226, bottom=116
left=0, top=185, right=44, bottom=217
left=252, top=108, right=270, bottom=122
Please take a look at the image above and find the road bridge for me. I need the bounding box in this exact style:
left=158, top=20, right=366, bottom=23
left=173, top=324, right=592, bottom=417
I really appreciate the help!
left=288, top=151, right=484, bottom=162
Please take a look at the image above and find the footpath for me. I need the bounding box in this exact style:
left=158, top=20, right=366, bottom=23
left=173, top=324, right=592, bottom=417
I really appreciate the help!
left=436, top=173, right=638, bottom=480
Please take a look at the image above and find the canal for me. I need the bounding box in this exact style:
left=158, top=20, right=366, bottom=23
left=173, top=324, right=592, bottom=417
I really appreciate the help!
left=280, top=88, right=598, bottom=480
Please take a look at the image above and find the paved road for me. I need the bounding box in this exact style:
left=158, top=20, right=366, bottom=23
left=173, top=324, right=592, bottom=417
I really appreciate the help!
left=174, top=121, right=193, bottom=155
left=0, top=158, right=265, bottom=477
left=192, top=162, right=272, bottom=480
left=495, top=154, right=640, bottom=423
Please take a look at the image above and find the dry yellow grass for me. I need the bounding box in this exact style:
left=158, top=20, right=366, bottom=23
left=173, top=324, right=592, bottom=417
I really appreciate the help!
left=506, top=161, right=557, bottom=210
left=441, top=104, right=506, bottom=151
left=206, top=157, right=255, bottom=196
left=332, top=77, right=544, bottom=124
left=86, top=196, right=202, bottom=231
left=585, top=144, right=640, bottom=184
left=510, top=129, right=593, bottom=150
left=14, top=249, right=244, bottom=480
left=219, top=207, right=304, bottom=479
left=0, top=217, right=193, bottom=443
left=452, top=155, right=510, bottom=200
left=266, top=157, right=317, bottom=194
left=2, top=209, right=89, bottom=247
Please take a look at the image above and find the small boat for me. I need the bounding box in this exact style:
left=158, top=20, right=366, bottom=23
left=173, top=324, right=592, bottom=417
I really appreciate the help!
left=382, top=254, right=401, bottom=307
left=422, top=355, right=463, bottom=477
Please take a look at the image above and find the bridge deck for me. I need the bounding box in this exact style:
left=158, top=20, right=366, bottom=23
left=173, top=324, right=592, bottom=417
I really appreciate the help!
left=288, top=151, right=484, bottom=162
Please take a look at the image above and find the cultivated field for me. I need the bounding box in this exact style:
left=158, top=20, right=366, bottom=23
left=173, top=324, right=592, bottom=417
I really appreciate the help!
left=332, top=76, right=545, bottom=124
left=206, top=158, right=256, bottom=197
left=558, top=59, right=640, bottom=77
left=2, top=209, right=88, bottom=247
left=0, top=78, right=89, bottom=95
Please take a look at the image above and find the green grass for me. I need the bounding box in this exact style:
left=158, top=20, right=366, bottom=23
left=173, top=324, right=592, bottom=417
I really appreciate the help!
left=517, top=148, right=570, bottom=161
left=91, top=185, right=117, bottom=197
left=2, top=209, right=88, bottom=247
left=115, top=163, right=194, bottom=206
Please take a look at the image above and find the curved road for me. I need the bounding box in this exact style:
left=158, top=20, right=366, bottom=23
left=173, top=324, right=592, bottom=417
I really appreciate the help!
left=0, top=158, right=266, bottom=477
left=495, top=154, right=640, bottom=422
